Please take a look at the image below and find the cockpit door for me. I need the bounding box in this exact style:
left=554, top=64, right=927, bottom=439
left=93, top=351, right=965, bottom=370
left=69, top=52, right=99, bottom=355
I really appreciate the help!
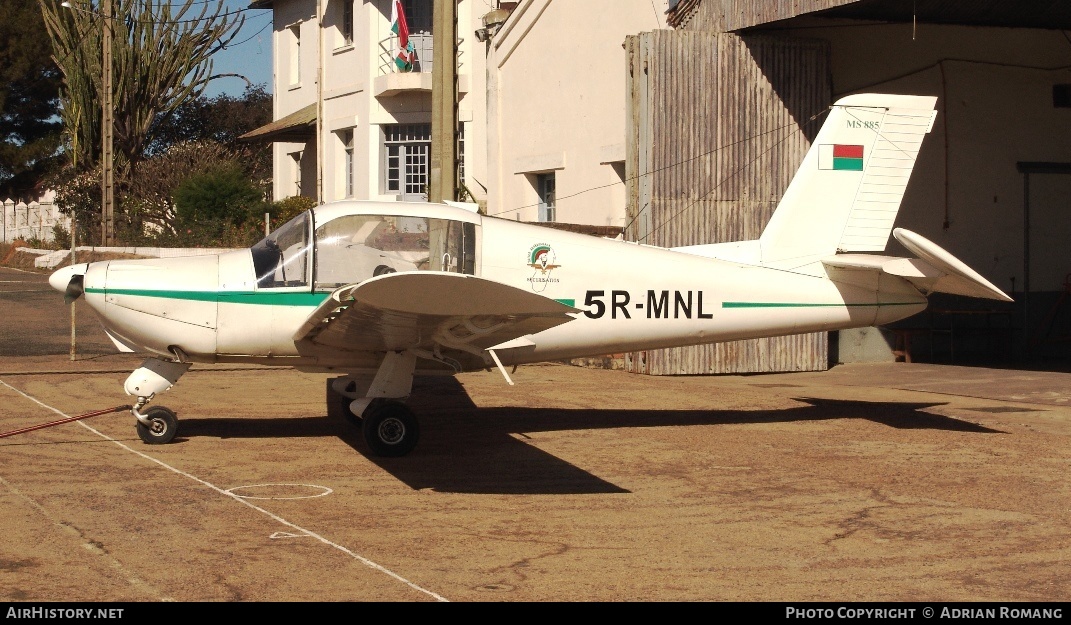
left=313, top=213, right=478, bottom=292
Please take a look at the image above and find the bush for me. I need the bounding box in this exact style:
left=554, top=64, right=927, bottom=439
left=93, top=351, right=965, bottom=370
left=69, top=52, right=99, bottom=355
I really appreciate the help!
left=174, top=164, right=265, bottom=227
left=52, top=224, right=72, bottom=250
left=270, top=195, right=316, bottom=227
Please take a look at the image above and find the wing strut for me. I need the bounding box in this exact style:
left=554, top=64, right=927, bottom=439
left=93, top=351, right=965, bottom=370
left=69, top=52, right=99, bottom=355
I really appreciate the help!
left=486, top=349, right=515, bottom=386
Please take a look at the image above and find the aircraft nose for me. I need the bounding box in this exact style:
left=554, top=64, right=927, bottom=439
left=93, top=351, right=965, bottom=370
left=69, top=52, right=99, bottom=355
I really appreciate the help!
left=49, top=263, right=89, bottom=301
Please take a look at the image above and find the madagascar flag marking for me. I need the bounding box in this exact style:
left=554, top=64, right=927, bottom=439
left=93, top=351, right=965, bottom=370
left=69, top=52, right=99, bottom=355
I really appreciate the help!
left=818, top=144, right=864, bottom=171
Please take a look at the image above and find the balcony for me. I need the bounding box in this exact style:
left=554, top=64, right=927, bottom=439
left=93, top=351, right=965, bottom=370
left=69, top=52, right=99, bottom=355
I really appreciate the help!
left=374, top=34, right=469, bottom=98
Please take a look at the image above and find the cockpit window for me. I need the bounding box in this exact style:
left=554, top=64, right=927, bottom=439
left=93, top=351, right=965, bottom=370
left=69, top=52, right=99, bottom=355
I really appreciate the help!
left=313, top=214, right=475, bottom=291
left=251, top=211, right=311, bottom=288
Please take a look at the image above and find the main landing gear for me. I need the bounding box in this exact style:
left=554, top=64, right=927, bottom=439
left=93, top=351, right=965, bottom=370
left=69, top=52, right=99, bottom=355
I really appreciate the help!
left=328, top=351, right=421, bottom=457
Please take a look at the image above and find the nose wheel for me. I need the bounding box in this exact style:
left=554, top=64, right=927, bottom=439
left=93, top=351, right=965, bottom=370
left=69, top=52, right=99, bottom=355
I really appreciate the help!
left=134, top=405, right=178, bottom=444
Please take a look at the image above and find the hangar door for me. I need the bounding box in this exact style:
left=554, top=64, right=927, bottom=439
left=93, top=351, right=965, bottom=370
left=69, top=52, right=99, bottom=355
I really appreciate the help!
left=624, top=31, right=831, bottom=375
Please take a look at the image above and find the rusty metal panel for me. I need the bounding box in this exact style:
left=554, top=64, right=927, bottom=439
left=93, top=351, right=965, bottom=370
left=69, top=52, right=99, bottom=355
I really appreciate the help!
left=623, top=31, right=831, bottom=375
left=670, top=0, right=1071, bottom=32
left=673, top=0, right=862, bottom=32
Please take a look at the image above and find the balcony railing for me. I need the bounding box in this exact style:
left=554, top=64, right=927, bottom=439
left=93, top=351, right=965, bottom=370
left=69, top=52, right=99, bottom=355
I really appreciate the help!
left=377, top=34, right=466, bottom=77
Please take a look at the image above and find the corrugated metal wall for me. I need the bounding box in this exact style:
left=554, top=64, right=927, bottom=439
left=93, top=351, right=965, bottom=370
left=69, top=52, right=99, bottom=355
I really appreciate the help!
left=673, top=0, right=861, bottom=32
left=624, top=31, right=832, bottom=375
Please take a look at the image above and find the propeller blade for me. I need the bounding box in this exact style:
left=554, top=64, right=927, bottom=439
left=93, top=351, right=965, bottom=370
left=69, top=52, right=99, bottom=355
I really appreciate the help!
left=64, top=274, right=84, bottom=305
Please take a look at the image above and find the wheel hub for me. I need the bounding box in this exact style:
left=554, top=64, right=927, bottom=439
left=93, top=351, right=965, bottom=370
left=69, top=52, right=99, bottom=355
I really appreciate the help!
left=377, top=418, right=405, bottom=445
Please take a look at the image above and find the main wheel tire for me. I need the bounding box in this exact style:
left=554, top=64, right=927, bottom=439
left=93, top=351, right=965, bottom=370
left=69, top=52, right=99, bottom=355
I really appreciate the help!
left=362, top=401, right=419, bottom=457
left=135, top=406, right=178, bottom=444
left=326, top=378, right=360, bottom=426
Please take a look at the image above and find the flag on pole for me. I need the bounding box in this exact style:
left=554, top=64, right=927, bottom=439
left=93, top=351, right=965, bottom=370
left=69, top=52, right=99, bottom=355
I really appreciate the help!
left=390, top=0, right=415, bottom=72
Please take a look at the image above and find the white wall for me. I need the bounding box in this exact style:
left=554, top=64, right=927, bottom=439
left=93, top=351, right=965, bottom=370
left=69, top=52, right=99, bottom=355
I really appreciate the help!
left=2, top=193, right=70, bottom=244
left=486, top=0, right=667, bottom=226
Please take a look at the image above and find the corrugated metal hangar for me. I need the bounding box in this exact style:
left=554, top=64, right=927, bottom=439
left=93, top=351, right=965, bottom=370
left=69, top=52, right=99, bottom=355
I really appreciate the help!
left=626, top=0, right=1071, bottom=374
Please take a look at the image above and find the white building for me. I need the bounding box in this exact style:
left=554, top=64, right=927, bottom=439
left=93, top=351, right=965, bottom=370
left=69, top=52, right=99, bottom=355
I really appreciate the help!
left=245, top=0, right=668, bottom=230
left=482, top=1, right=667, bottom=227
left=244, top=0, right=488, bottom=207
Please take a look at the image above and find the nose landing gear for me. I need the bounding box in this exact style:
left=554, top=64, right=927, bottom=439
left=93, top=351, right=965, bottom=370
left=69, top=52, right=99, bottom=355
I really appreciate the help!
left=125, top=358, right=190, bottom=445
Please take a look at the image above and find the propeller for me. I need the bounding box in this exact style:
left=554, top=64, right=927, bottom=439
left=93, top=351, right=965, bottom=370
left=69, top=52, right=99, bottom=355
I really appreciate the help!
left=64, top=274, right=84, bottom=305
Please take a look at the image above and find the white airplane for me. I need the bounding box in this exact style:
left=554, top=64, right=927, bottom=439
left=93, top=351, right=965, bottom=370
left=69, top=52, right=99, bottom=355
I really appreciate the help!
left=49, top=93, right=1011, bottom=457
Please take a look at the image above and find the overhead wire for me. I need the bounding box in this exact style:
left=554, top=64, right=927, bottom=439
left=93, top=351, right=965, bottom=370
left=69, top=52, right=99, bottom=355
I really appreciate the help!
left=487, top=106, right=830, bottom=246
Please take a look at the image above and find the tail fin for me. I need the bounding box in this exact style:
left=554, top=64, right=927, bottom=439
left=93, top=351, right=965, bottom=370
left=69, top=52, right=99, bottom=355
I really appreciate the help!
left=758, top=93, right=938, bottom=268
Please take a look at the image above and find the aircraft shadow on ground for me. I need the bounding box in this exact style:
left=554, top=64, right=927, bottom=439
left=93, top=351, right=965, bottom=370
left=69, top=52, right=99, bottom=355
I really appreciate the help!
left=173, top=377, right=1003, bottom=495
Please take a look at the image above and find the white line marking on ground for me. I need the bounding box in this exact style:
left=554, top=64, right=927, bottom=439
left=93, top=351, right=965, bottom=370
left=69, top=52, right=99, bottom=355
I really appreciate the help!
left=0, top=379, right=449, bottom=602
left=226, top=483, right=333, bottom=500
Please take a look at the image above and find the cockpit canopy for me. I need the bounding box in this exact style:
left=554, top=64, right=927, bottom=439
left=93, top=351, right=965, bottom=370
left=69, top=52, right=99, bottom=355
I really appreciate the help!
left=250, top=202, right=479, bottom=291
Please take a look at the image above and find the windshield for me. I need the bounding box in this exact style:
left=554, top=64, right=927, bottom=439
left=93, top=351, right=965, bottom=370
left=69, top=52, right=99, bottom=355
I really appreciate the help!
left=251, top=211, right=311, bottom=288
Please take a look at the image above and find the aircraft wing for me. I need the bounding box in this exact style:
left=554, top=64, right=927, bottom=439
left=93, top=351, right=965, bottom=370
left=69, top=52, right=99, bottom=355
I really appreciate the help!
left=293, top=271, right=579, bottom=358
left=822, top=228, right=1013, bottom=302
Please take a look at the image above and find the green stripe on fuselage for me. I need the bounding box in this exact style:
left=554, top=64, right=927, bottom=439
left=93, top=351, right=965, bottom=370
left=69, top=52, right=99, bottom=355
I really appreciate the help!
left=722, top=301, right=920, bottom=308
left=85, top=287, right=330, bottom=307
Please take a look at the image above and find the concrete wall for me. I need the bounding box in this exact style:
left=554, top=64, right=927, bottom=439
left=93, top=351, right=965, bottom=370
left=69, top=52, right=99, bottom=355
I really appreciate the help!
left=2, top=195, right=70, bottom=244
left=484, top=0, right=667, bottom=226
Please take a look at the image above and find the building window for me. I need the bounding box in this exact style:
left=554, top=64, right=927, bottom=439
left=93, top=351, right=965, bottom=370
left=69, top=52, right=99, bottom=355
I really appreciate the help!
left=288, top=24, right=301, bottom=86
left=537, top=173, right=555, bottom=222
left=405, top=0, right=433, bottom=33
left=341, top=1, right=353, bottom=45
left=290, top=151, right=303, bottom=196
left=383, top=123, right=431, bottom=199
left=341, top=129, right=354, bottom=198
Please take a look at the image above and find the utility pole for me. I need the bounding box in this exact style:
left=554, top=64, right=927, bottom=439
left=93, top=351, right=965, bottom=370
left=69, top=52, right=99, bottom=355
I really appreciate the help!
left=101, top=0, right=115, bottom=246
left=316, top=0, right=324, bottom=205
left=429, top=0, right=458, bottom=203
left=70, top=213, right=77, bottom=361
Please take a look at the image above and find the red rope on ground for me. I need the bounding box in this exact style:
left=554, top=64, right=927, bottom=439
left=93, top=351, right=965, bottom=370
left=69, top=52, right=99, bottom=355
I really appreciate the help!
left=0, top=405, right=132, bottom=439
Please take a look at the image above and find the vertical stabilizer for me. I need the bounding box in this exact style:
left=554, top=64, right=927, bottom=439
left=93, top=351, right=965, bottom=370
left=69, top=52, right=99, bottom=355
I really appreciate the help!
left=758, top=93, right=938, bottom=268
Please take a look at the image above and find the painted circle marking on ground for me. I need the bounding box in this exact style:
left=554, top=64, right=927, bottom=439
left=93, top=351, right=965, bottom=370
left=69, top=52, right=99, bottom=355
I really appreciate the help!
left=225, top=483, right=333, bottom=500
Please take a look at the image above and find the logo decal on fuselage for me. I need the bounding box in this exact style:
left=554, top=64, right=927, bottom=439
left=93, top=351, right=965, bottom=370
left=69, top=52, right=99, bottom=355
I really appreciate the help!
left=526, top=244, right=560, bottom=292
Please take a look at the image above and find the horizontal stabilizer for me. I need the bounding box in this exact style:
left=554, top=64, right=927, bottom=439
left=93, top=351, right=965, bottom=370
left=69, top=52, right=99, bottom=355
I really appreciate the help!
left=821, top=229, right=1012, bottom=302
left=891, top=228, right=1012, bottom=302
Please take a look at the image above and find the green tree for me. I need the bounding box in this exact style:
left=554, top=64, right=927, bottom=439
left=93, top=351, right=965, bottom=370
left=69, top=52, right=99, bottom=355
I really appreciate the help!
left=40, top=0, right=245, bottom=240
left=146, top=84, right=272, bottom=191
left=147, top=85, right=272, bottom=155
left=0, top=1, right=64, bottom=200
